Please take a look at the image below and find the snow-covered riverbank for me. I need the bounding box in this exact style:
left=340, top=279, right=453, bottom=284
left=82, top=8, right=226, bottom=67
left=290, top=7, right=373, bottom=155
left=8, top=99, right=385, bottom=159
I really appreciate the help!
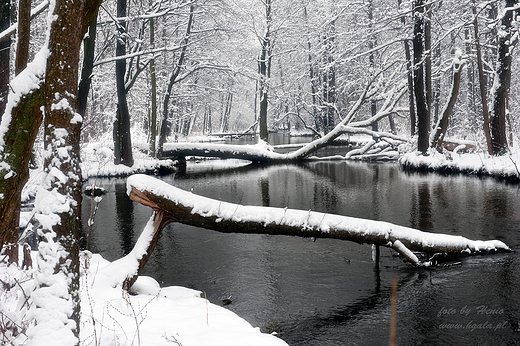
left=400, top=147, right=520, bottom=182
left=0, top=251, right=288, bottom=346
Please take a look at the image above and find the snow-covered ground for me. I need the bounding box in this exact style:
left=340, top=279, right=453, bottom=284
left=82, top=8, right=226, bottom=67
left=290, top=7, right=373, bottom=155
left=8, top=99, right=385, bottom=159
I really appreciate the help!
left=80, top=253, right=288, bottom=346
left=0, top=250, right=288, bottom=346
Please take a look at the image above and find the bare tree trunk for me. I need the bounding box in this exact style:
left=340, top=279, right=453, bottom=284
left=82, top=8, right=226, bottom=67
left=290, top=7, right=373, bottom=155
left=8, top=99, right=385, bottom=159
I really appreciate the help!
left=220, top=92, right=232, bottom=133
left=157, top=5, right=194, bottom=157
left=413, top=0, right=429, bottom=153
left=405, top=40, right=415, bottom=135
left=78, top=11, right=97, bottom=118
left=472, top=2, right=492, bottom=154
left=424, top=3, right=432, bottom=120
left=430, top=57, right=465, bottom=150
left=0, top=0, right=10, bottom=116
left=490, top=0, right=517, bottom=155
left=258, top=0, right=271, bottom=142
left=15, top=0, right=30, bottom=75
left=432, top=45, right=441, bottom=124
left=464, top=27, right=476, bottom=120
left=39, top=0, right=102, bottom=339
left=114, top=0, right=134, bottom=167
left=0, top=91, right=43, bottom=263
left=0, top=0, right=26, bottom=263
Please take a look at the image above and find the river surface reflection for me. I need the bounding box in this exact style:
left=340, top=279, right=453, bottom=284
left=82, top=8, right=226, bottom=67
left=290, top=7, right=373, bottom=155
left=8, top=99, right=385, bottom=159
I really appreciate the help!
left=83, top=160, right=520, bottom=345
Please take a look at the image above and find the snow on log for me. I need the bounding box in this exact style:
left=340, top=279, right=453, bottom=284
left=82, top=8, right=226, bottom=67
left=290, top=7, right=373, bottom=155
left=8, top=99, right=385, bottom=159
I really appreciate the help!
left=113, top=174, right=511, bottom=288
left=161, top=141, right=285, bottom=163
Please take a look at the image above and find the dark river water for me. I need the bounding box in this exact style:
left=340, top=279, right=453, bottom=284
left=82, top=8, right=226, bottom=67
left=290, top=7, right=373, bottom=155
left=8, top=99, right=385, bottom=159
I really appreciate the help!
left=82, top=153, right=520, bottom=345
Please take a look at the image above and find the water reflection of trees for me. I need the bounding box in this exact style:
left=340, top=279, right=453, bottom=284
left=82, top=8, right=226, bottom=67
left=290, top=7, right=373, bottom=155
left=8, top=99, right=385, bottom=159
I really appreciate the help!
left=410, top=182, right=433, bottom=232
left=281, top=271, right=426, bottom=345
left=115, top=182, right=134, bottom=255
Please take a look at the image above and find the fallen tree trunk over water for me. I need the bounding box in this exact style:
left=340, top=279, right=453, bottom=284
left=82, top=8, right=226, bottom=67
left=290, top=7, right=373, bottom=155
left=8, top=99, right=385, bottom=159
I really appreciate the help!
left=106, top=174, right=510, bottom=289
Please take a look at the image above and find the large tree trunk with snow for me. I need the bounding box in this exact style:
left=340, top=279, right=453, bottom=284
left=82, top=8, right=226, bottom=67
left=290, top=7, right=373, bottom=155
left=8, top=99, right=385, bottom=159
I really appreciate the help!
left=490, top=0, right=518, bottom=155
left=2, top=0, right=103, bottom=341
left=115, top=175, right=510, bottom=289
left=0, top=90, right=43, bottom=263
left=0, top=0, right=34, bottom=263
left=472, top=2, right=493, bottom=155
left=36, top=0, right=101, bottom=340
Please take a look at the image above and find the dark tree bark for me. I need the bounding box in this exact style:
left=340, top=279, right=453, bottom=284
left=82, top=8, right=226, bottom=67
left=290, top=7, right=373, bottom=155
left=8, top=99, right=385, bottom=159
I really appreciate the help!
left=0, top=91, right=43, bottom=263
left=220, top=92, right=232, bottom=133
left=113, top=0, right=134, bottom=166
left=413, top=0, right=429, bottom=153
left=15, top=0, right=30, bottom=76
left=424, top=3, right=432, bottom=120
left=472, top=2, right=493, bottom=154
left=405, top=41, right=415, bottom=135
left=157, top=5, right=194, bottom=157
left=0, top=0, right=10, bottom=117
left=0, top=0, right=33, bottom=264
left=490, top=0, right=518, bottom=155
left=258, top=0, right=272, bottom=142
left=43, top=10, right=84, bottom=337
left=78, top=11, right=98, bottom=118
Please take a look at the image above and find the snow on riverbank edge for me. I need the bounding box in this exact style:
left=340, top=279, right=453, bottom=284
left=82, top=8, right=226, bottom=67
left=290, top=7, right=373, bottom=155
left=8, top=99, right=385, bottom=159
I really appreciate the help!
left=400, top=148, right=520, bottom=181
left=0, top=251, right=288, bottom=346
left=80, top=252, right=288, bottom=346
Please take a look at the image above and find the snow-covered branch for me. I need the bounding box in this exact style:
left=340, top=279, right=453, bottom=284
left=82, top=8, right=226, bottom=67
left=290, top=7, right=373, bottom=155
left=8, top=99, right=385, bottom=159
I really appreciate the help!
left=109, top=174, right=510, bottom=288
left=0, top=0, right=49, bottom=43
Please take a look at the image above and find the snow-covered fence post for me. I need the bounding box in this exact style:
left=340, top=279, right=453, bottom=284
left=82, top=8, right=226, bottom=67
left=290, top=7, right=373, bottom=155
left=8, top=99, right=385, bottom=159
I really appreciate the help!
left=109, top=174, right=510, bottom=290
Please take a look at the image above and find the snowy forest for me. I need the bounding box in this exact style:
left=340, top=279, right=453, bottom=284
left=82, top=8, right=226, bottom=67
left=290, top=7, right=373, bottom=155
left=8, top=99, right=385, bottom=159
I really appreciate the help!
left=0, top=0, right=519, bottom=345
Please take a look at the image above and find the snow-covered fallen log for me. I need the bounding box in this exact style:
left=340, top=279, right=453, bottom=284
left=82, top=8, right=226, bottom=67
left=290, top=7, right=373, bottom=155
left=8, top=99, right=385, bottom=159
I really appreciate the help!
left=116, top=174, right=510, bottom=289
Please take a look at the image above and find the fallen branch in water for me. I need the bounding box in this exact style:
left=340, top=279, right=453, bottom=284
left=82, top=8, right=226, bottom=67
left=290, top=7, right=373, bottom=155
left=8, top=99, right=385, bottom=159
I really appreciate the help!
left=105, top=174, right=510, bottom=289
